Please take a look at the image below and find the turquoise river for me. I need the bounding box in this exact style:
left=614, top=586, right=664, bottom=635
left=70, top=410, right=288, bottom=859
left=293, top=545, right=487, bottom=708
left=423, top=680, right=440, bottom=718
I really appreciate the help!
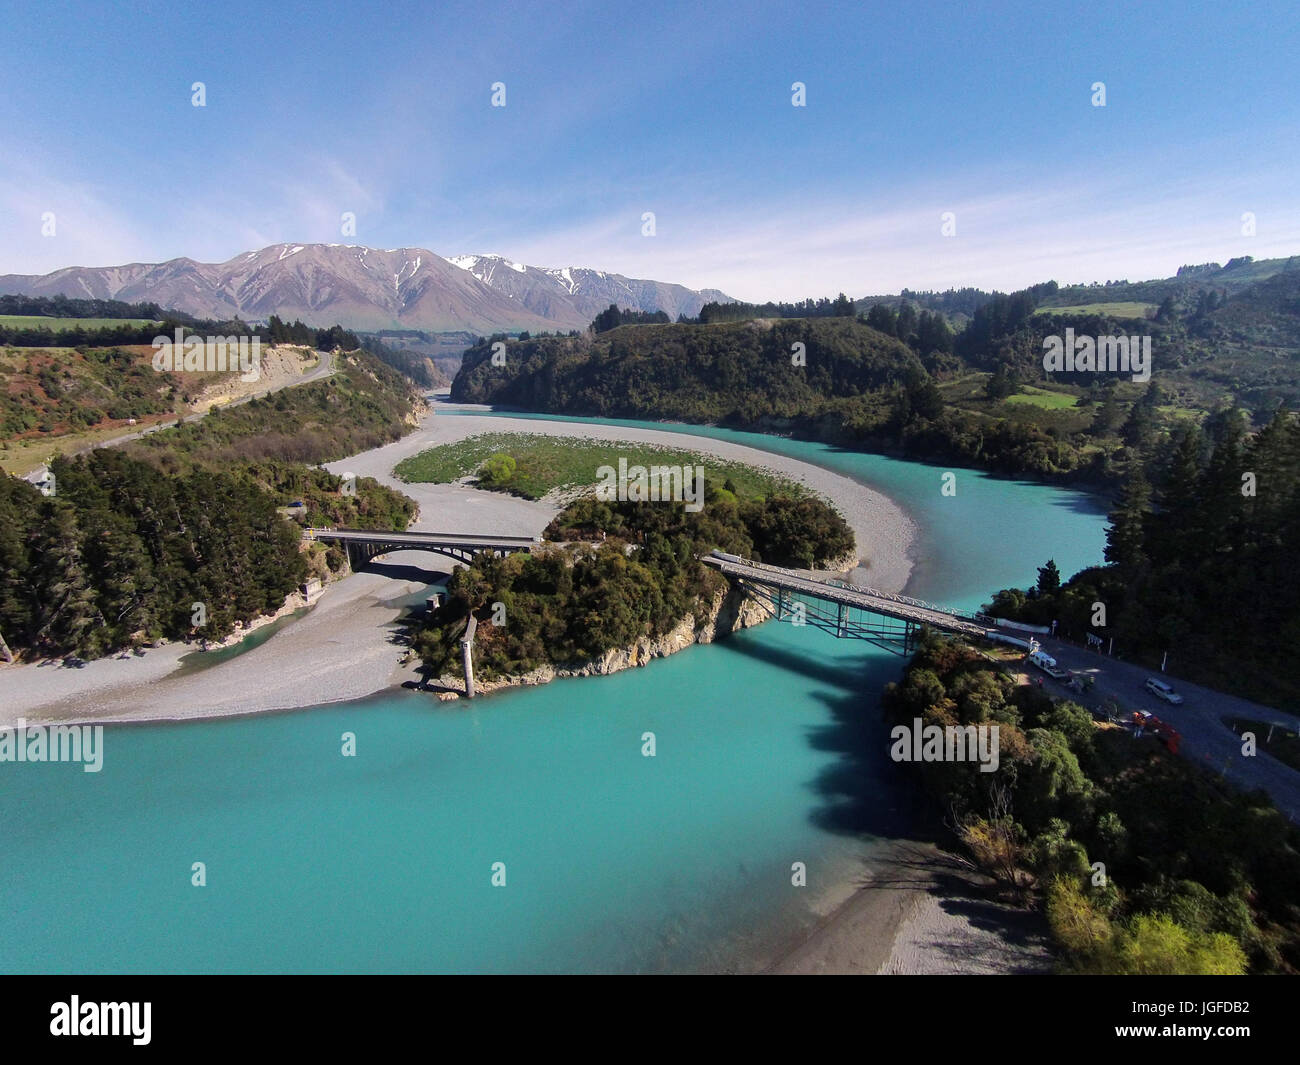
left=0, top=417, right=1109, bottom=973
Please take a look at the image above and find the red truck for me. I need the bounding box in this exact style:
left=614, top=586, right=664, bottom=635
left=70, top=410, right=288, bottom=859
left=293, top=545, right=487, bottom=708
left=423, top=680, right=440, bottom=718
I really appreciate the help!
left=1131, top=710, right=1181, bottom=754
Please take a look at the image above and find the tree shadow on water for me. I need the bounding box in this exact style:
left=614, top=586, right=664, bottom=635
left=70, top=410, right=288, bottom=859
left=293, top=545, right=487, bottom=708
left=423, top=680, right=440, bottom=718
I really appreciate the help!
left=715, top=633, right=940, bottom=843
left=712, top=630, right=880, bottom=693
left=802, top=685, right=939, bottom=841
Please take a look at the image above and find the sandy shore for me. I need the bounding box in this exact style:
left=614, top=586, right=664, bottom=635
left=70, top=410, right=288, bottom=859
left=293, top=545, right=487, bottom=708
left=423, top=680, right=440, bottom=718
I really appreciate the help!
left=768, top=841, right=1054, bottom=975
left=326, top=398, right=919, bottom=593
left=0, top=568, right=432, bottom=726
left=0, top=399, right=917, bottom=728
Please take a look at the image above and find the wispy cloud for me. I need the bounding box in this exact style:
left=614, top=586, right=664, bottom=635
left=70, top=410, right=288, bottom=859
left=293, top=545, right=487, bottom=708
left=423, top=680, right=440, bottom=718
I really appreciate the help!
left=2, top=124, right=1296, bottom=302
left=501, top=164, right=1300, bottom=300
left=0, top=154, right=156, bottom=273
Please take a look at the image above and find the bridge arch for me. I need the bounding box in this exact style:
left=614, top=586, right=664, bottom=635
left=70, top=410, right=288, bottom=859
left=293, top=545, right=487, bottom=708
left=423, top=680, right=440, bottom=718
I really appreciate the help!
left=305, top=528, right=537, bottom=570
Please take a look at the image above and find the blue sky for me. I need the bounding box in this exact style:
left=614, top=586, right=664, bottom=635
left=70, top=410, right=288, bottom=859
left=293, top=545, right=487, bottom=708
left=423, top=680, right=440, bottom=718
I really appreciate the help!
left=2, top=0, right=1297, bottom=301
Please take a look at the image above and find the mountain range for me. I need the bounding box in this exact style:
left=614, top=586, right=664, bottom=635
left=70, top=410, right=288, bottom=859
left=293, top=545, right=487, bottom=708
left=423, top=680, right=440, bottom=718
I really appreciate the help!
left=446, top=254, right=732, bottom=327
left=0, top=244, right=734, bottom=334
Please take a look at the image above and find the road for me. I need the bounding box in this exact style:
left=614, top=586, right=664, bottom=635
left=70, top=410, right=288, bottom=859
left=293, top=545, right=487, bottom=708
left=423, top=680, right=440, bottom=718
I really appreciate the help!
left=702, top=555, right=988, bottom=637
left=78, top=349, right=336, bottom=454
left=1030, top=634, right=1300, bottom=823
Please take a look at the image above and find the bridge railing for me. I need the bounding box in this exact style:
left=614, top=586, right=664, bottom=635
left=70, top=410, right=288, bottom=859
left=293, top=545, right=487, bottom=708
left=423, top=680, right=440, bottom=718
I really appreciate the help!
left=709, top=555, right=983, bottom=623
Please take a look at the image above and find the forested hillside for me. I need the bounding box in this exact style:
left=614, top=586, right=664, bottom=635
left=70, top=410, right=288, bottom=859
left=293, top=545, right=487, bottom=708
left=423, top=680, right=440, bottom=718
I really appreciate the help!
left=123, top=349, right=422, bottom=467
left=0, top=452, right=308, bottom=659
left=987, top=408, right=1300, bottom=709
left=452, top=316, right=1110, bottom=479
left=964, top=265, right=1300, bottom=414
left=454, top=316, right=926, bottom=418
left=0, top=348, right=421, bottom=661
left=452, top=259, right=1300, bottom=486
left=886, top=636, right=1300, bottom=974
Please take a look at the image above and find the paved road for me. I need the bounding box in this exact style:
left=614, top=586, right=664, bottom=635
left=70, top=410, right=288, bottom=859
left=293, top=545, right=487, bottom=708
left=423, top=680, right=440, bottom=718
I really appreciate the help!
left=1030, top=635, right=1300, bottom=823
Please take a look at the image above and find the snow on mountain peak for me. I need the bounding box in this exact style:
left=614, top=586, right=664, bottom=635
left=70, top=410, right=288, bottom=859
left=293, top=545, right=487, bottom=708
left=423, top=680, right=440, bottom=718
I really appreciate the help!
left=450, top=253, right=527, bottom=275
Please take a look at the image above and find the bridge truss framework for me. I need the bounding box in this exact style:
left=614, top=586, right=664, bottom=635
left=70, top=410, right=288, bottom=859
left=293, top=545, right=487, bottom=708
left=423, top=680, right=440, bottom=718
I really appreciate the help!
left=738, top=581, right=927, bottom=656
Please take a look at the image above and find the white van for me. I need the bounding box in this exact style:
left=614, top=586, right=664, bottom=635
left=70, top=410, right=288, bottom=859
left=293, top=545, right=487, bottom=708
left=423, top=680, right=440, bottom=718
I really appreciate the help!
left=1145, top=677, right=1184, bottom=705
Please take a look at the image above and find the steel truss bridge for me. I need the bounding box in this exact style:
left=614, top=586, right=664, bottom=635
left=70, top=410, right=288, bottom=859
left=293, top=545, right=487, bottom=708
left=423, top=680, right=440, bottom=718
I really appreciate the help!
left=701, top=553, right=990, bottom=655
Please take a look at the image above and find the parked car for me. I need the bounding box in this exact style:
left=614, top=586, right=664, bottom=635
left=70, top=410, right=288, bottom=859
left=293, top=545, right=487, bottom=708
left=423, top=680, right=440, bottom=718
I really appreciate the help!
left=1145, top=677, right=1184, bottom=705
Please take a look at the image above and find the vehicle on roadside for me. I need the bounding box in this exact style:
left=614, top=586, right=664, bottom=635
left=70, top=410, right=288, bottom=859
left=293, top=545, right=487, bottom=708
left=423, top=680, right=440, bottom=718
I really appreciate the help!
left=1028, top=649, right=1070, bottom=680
left=1145, top=677, right=1184, bottom=705
left=1130, top=708, right=1181, bottom=753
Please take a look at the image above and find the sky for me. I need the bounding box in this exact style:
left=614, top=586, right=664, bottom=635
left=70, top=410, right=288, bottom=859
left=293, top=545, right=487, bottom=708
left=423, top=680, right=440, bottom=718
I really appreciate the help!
left=1, top=0, right=1297, bottom=302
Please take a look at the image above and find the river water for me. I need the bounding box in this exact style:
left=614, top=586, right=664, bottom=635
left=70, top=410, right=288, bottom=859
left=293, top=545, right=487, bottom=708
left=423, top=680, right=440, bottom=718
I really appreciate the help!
left=0, top=418, right=1108, bottom=973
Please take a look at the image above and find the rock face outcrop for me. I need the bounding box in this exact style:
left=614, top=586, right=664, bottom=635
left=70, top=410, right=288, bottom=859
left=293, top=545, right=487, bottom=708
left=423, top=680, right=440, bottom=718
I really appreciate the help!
left=433, top=582, right=768, bottom=699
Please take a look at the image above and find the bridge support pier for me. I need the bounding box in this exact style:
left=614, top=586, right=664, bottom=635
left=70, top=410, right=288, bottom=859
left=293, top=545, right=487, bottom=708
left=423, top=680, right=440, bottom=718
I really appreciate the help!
left=461, top=615, right=478, bottom=698
left=777, top=589, right=788, bottom=621
left=837, top=603, right=848, bottom=638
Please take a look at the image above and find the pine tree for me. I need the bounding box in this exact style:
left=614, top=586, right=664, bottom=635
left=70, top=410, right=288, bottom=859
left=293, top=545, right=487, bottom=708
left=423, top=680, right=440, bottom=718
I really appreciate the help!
left=1090, top=387, right=1123, bottom=436
left=895, top=302, right=918, bottom=345
left=30, top=502, right=99, bottom=655
left=1200, top=408, right=1248, bottom=553
left=1105, top=468, right=1151, bottom=576
left=0, top=475, right=38, bottom=645
left=1147, top=426, right=1203, bottom=563
left=866, top=304, right=897, bottom=336
left=1120, top=382, right=1159, bottom=450
left=1037, top=559, right=1062, bottom=594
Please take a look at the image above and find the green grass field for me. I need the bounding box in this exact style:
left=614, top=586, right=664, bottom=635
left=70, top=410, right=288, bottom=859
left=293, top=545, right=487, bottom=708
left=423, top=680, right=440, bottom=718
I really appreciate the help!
left=1004, top=385, right=1079, bottom=410
left=0, top=315, right=161, bottom=330
left=1033, top=302, right=1155, bottom=320
left=394, top=432, right=803, bottom=501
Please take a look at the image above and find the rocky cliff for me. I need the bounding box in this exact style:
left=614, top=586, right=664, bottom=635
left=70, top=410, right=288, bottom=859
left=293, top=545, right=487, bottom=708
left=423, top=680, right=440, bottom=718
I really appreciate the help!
left=434, top=581, right=769, bottom=700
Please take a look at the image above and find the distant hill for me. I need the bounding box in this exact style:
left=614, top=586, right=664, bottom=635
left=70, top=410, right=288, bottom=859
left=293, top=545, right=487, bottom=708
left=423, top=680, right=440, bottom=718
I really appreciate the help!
left=956, top=264, right=1300, bottom=415
left=452, top=317, right=925, bottom=421
left=850, top=255, right=1300, bottom=328
left=450, top=253, right=1300, bottom=485
left=0, top=244, right=733, bottom=335
left=1031, top=254, right=1300, bottom=310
